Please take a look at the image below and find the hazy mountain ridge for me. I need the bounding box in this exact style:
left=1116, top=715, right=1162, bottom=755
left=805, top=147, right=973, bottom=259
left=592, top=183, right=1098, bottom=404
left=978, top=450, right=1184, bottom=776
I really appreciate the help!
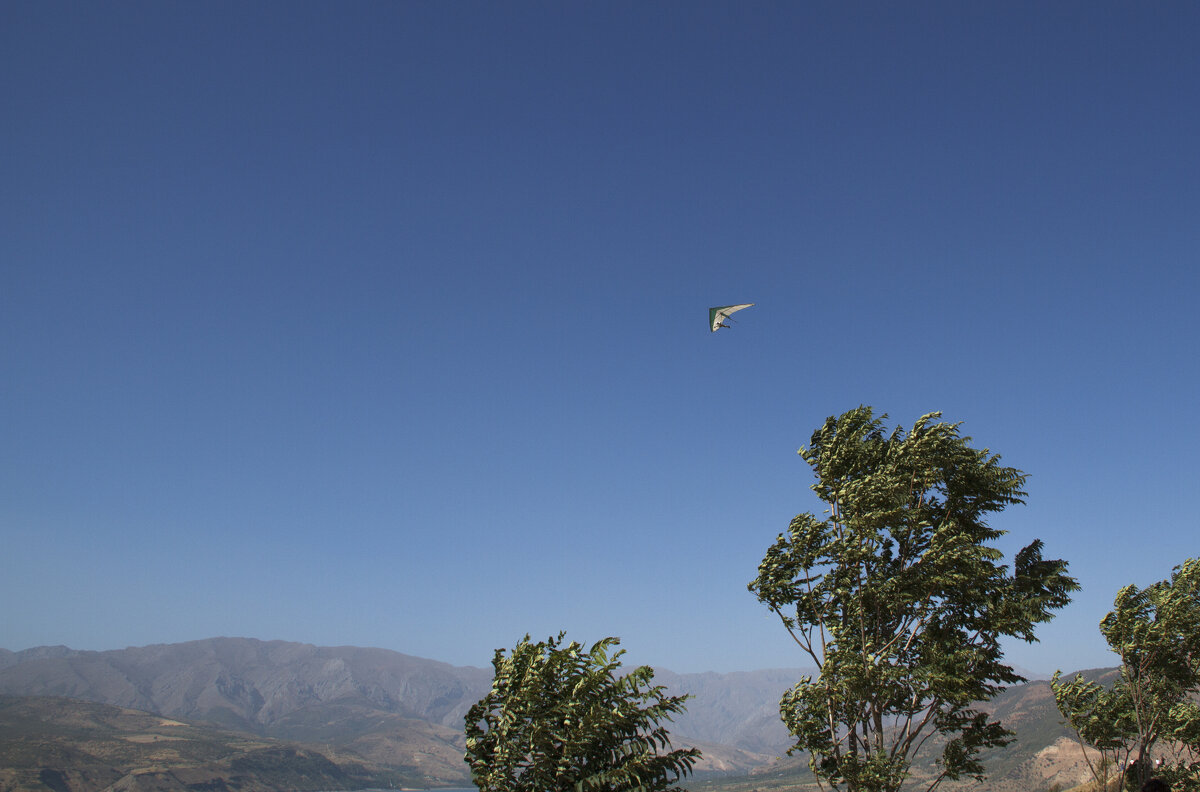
left=0, top=638, right=1110, bottom=790
left=0, top=646, right=79, bottom=669
left=0, top=638, right=804, bottom=780
left=0, top=638, right=493, bottom=732
left=654, top=668, right=798, bottom=755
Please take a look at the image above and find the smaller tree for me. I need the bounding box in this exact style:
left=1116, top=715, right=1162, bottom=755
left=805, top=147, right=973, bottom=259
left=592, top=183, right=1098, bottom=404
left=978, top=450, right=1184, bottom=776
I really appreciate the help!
left=1048, top=669, right=1136, bottom=790
left=464, top=633, right=700, bottom=792
left=1053, top=558, right=1200, bottom=791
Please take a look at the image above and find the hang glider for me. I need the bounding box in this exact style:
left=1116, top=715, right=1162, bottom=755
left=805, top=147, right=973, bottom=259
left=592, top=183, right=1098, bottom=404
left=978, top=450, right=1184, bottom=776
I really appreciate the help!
left=709, top=303, right=754, bottom=332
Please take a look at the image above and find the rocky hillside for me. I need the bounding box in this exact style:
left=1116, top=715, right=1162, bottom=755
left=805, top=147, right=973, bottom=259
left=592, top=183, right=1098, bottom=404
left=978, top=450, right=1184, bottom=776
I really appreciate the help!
left=0, top=638, right=809, bottom=777
left=0, top=639, right=487, bottom=785
left=0, top=637, right=1113, bottom=789
left=0, top=694, right=409, bottom=792
left=654, top=668, right=797, bottom=756
left=699, top=673, right=1109, bottom=792
left=0, top=639, right=492, bottom=731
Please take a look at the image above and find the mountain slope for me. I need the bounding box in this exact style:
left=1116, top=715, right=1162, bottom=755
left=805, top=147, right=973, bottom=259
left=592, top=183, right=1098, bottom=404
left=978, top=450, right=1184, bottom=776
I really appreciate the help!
left=654, top=668, right=798, bottom=756
left=0, top=695, right=409, bottom=792
left=697, top=675, right=1104, bottom=792
left=0, top=637, right=1112, bottom=789
left=0, top=637, right=808, bottom=776
left=0, top=638, right=493, bottom=731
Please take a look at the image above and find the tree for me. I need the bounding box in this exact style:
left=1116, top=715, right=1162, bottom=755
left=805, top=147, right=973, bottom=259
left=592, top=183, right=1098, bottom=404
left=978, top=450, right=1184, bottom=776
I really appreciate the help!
left=1052, top=558, right=1200, bottom=791
left=748, top=407, right=1077, bottom=792
left=1047, top=668, right=1134, bottom=792
left=464, top=633, right=700, bottom=792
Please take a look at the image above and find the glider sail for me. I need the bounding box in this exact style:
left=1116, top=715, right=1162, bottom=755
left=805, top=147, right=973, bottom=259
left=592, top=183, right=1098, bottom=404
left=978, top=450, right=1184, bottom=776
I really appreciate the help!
left=709, top=303, right=754, bottom=332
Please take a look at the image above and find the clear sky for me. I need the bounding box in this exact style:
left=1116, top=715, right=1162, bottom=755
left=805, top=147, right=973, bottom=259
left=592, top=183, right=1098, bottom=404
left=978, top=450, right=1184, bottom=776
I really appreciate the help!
left=3, top=2, right=1197, bottom=676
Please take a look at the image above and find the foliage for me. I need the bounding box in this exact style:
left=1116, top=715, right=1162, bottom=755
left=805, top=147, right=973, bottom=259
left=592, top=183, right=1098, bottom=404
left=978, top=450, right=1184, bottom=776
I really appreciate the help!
left=748, top=407, right=1076, bottom=792
left=1052, top=558, right=1200, bottom=791
left=464, top=633, right=700, bottom=792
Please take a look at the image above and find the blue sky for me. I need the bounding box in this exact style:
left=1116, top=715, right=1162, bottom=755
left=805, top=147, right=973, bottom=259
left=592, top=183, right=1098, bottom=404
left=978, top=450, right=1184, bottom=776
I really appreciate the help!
left=2, top=2, right=1197, bottom=676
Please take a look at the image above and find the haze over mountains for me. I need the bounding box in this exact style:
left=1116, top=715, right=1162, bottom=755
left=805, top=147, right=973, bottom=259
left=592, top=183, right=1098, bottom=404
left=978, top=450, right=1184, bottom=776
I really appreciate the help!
left=0, top=637, right=1102, bottom=791
left=0, top=638, right=795, bottom=782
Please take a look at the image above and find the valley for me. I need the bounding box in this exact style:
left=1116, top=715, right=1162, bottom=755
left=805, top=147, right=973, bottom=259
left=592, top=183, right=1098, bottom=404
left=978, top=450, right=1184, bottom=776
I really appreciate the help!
left=0, top=638, right=1107, bottom=792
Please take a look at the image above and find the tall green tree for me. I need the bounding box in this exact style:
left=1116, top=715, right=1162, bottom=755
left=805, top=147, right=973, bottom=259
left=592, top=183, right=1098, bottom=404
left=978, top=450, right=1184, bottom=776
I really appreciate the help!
left=1052, top=558, right=1200, bottom=791
left=464, top=633, right=700, bottom=792
left=748, top=407, right=1076, bottom=792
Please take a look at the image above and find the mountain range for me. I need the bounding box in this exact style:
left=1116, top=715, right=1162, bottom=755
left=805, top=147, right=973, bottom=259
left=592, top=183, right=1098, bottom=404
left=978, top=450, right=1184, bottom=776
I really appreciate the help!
left=0, top=638, right=1106, bottom=791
